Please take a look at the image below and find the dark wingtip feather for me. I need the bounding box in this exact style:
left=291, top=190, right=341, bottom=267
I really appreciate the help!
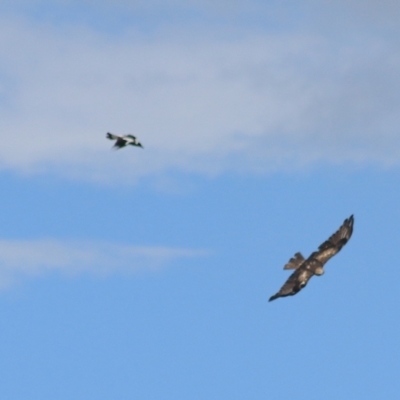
left=347, top=214, right=354, bottom=229
left=269, top=294, right=279, bottom=302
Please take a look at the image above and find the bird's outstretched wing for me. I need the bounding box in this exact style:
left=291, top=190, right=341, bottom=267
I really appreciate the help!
left=106, top=132, right=119, bottom=140
left=113, top=138, right=127, bottom=149
left=283, top=252, right=305, bottom=270
left=269, top=215, right=354, bottom=302
left=313, top=215, right=354, bottom=264
left=269, top=266, right=313, bottom=302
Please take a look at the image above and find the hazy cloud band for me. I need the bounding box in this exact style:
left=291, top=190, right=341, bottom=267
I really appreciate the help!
left=0, top=11, right=399, bottom=183
left=0, top=239, right=208, bottom=286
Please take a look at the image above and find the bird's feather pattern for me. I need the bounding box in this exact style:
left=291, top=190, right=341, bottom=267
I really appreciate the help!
left=106, top=132, right=143, bottom=149
left=269, top=215, right=354, bottom=302
left=314, top=215, right=354, bottom=264
left=283, top=252, right=305, bottom=270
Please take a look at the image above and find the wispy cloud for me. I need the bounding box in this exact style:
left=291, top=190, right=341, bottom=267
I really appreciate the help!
left=0, top=3, right=399, bottom=183
left=0, top=239, right=208, bottom=287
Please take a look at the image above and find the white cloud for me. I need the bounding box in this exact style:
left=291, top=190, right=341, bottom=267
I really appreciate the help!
left=0, top=239, right=208, bottom=287
left=0, top=14, right=399, bottom=183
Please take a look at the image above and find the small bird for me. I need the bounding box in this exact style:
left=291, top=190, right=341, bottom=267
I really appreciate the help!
left=269, top=215, right=354, bottom=302
left=106, top=132, right=144, bottom=149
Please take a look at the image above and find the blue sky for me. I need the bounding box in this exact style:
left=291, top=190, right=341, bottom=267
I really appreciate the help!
left=1, top=1, right=400, bottom=399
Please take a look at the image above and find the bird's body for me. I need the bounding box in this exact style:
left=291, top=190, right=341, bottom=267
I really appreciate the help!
left=269, top=215, right=354, bottom=302
left=106, top=132, right=143, bottom=149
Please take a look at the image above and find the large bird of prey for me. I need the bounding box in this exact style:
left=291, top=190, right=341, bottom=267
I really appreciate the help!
left=106, top=132, right=144, bottom=149
left=269, top=215, right=354, bottom=302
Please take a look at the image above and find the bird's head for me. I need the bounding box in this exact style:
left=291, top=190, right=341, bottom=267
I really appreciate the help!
left=137, top=142, right=143, bottom=148
left=314, top=266, right=324, bottom=276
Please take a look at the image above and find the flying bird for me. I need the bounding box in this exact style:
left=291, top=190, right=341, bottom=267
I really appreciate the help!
left=106, top=132, right=144, bottom=149
left=269, top=215, right=354, bottom=302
